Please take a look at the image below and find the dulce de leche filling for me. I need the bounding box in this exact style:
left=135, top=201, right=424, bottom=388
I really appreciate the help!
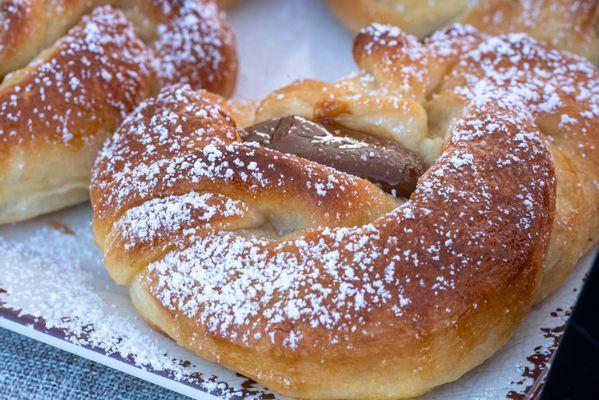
left=240, top=115, right=425, bottom=197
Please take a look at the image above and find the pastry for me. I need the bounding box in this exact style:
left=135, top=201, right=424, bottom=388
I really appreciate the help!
left=0, top=0, right=236, bottom=224
left=218, top=0, right=240, bottom=8
left=326, top=0, right=599, bottom=64
left=91, top=24, right=597, bottom=398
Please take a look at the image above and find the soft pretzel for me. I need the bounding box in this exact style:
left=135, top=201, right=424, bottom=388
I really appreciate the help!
left=326, top=0, right=599, bottom=65
left=91, top=24, right=598, bottom=398
left=0, top=0, right=236, bottom=224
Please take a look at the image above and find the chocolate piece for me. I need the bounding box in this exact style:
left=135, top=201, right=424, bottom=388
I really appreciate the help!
left=240, top=115, right=425, bottom=197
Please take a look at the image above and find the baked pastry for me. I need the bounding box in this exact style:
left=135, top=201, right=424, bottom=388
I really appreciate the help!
left=91, top=24, right=597, bottom=398
left=0, top=0, right=236, bottom=224
left=218, top=0, right=241, bottom=8
left=326, top=0, right=599, bottom=64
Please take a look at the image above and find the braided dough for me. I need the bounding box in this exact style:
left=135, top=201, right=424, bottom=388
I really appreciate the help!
left=326, top=0, right=599, bottom=65
left=218, top=0, right=240, bottom=8
left=91, top=24, right=597, bottom=398
left=0, top=0, right=236, bottom=224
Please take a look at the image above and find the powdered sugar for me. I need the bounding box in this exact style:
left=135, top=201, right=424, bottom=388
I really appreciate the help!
left=152, top=0, right=233, bottom=90
left=0, top=2, right=597, bottom=397
left=0, top=6, right=150, bottom=146
left=95, top=24, right=598, bottom=353
left=0, top=0, right=235, bottom=149
left=0, top=213, right=272, bottom=399
left=115, top=192, right=245, bottom=250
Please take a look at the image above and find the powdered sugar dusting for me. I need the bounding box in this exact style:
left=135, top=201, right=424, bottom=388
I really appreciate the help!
left=0, top=6, right=150, bottom=146
left=92, top=85, right=386, bottom=230
left=1, top=0, right=235, bottom=91
left=115, top=191, right=246, bottom=250
left=96, top=24, right=598, bottom=353
left=0, top=0, right=236, bottom=150
left=143, top=95, right=553, bottom=350
left=0, top=3, right=597, bottom=398
left=0, top=220, right=272, bottom=399
left=152, top=0, right=234, bottom=91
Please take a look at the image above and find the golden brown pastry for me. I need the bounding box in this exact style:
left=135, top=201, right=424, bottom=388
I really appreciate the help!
left=0, top=0, right=237, bottom=224
left=218, top=0, right=240, bottom=8
left=91, top=24, right=597, bottom=398
left=326, top=0, right=599, bottom=64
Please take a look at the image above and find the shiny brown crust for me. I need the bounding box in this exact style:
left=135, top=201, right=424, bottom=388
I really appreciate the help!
left=0, top=0, right=237, bottom=95
left=257, top=24, right=599, bottom=304
left=326, top=0, right=599, bottom=65
left=87, top=24, right=599, bottom=399
left=217, top=0, right=240, bottom=8
left=0, top=0, right=237, bottom=224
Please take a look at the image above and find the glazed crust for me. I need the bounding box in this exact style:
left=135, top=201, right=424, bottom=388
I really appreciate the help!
left=257, top=24, right=599, bottom=303
left=217, top=0, right=240, bottom=8
left=0, top=0, right=237, bottom=224
left=326, top=0, right=599, bottom=65
left=90, top=24, right=599, bottom=398
left=0, top=0, right=237, bottom=95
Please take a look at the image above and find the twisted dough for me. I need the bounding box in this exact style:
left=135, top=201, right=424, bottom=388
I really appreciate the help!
left=0, top=0, right=237, bottom=94
left=255, top=24, right=599, bottom=303
left=0, top=0, right=236, bottom=224
left=92, top=24, right=597, bottom=398
left=327, top=0, right=599, bottom=65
